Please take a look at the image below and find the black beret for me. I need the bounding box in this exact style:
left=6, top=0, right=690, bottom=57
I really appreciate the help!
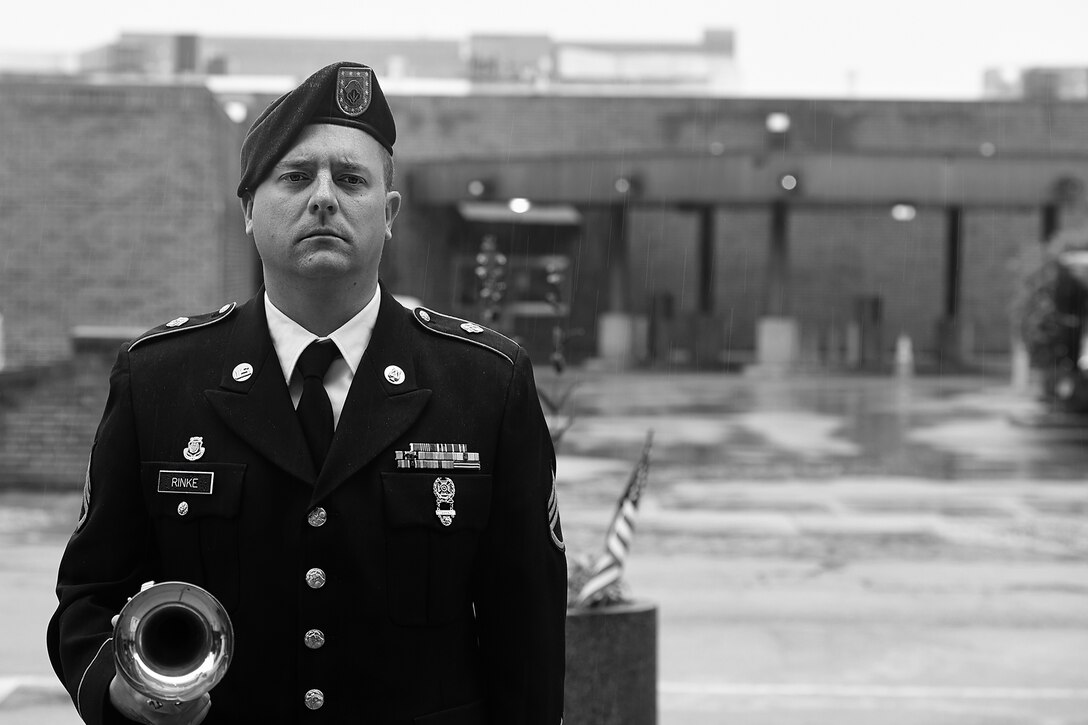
left=237, top=61, right=396, bottom=197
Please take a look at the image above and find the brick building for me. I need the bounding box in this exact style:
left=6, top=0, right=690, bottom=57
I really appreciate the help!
left=3, top=73, right=1088, bottom=487
left=0, top=77, right=252, bottom=487
left=0, top=76, right=252, bottom=369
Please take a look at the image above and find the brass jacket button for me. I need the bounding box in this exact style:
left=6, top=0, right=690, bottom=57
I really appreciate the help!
left=305, top=568, right=326, bottom=589
left=304, top=688, right=324, bottom=710
left=304, top=629, right=325, bottom=649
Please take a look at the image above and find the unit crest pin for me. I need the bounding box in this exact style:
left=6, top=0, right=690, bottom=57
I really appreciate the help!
left=384, top=365, right=405, bottom=385
left=460, top=322, right=484, bottom=334
left=183, top=436, right=206, bottom=462
left=232, top=363, right=254, bottom=382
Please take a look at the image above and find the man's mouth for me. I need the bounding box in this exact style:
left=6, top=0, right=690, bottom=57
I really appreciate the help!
left=300, top=229, right=344, bottom=242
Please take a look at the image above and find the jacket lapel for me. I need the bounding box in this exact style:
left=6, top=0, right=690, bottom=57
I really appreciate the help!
left=312, top=285, right=431, bottom=504
left=203, top=294, right=317, bottom=485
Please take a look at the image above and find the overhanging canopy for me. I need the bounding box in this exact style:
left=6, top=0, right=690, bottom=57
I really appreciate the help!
left=457, top=201, right=582, bottom=226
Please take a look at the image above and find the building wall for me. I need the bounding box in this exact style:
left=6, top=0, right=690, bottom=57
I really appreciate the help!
left=788, top=205, right=947, bottom=357
left=386, top=95, right=1088, bottom=163
left=0, top=344, right=113, bottom=488
left=962, top=207, right=1042, bottom=353
left=714, top=206, right=772, bottom=355
left=5, top=81, right=1082, bottom=371
left=0, top=78, right=254, bottom=370
left=382, top=198, right=460, bottom=306
left=379, top=96, right=1088, bottom=362
left=628, top=205, right=701, bottom=316
left=4, top=79, right=1088, bottom=490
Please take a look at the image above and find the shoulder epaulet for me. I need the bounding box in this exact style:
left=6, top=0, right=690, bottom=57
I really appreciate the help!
left=128, top=302, right=238, bottom=352
left=411, top=307, right=519, bottom=365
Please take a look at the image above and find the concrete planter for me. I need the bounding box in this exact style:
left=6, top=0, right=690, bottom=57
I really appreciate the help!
left=564, top=601, right=657, bottom=725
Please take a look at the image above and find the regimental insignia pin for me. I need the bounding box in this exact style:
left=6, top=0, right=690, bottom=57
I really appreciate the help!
left=433, top=477, right=456, bottom=527
left=460, top=322, right=484, bottom=334
left=182, top=436, right=206, bottom=462
left=232, top=363, right=253, bottom=382
left=165, top=316, right=189, bottom=328
left=384, top=365, right=405, bottom=385
left=336, top=67, right=372, bottom=117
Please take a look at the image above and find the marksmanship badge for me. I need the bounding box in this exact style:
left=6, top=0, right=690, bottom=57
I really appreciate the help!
left=336, top=67, right=372, bottom=117
left=183, top=436, right=206, bottom=462
left=433, top=477, right=456, bottom=527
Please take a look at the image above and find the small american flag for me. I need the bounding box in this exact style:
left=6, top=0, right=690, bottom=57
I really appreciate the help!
left=574, top=430, right=653, bottom=608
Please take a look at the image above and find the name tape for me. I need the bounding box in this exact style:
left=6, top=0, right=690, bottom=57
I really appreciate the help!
left=157, top=470, right=215, bottom=495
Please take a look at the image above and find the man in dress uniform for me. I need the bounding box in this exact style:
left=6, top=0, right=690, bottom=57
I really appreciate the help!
left=47, top=61, right=567, bottom=725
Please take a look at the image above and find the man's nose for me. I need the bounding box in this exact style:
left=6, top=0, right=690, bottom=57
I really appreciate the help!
left=309, top=173, right=338, bottom=214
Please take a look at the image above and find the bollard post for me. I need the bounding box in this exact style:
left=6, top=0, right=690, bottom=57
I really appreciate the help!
left=894, top=333, right=914, bottom=377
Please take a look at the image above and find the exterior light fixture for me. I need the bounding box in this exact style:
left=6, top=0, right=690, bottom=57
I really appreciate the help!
left=508, top=198, right=532, bottom=214
left=778, top=173, right=799, bottom=193
left=222, top=101, right=248, bottom=124
left=613, top=175, right=641, bottom=195
left=467, top=179, right=490, bottom=198
left=766, top=112, right=791, bottom=133
left=891, top=203, right=917, bottom=222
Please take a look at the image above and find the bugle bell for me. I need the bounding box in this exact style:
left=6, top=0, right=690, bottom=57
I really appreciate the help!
left=113, top=581, right=234, bottom=703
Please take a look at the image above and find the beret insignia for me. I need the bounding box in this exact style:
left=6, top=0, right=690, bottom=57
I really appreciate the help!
left=337, top=67, right=372, bottom=117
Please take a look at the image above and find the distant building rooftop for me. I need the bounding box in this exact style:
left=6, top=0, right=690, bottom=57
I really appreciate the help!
left=983, top=66, right=1088, bottom=101
left=73, top=29, right=738, bottom=96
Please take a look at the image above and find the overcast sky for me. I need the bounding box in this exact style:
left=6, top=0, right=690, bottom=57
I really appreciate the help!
left=4, top=0, right=1088, bottom=98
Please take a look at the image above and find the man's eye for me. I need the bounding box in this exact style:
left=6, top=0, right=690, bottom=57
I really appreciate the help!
left=341, top=175, right=366, bottom=186
left=282, top=173, right=309, bottom=183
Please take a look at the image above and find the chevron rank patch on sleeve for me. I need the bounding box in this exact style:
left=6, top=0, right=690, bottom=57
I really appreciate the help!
left=548, top=470, right=564, bottom=552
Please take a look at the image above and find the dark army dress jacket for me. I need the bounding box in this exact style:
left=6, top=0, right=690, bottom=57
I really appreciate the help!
left=47, top=285, right=567, bottom=725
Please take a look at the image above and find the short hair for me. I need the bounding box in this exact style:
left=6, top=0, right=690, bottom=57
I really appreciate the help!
left=379, top=147, right=395, bottom=191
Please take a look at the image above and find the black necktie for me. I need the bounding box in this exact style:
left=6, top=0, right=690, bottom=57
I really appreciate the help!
left=296, top=340, right=340, bottom=470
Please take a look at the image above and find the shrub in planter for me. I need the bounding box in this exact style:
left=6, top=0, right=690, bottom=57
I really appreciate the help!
left=1012, top=223, right=1088, bottom=411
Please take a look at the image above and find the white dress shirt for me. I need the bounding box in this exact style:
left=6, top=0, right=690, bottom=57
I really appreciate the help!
left=264, top=291, right=380, bottom=429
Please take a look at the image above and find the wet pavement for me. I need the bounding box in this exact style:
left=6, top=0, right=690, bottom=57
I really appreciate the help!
left=546, top=371, right=1088, bottom=481
left=3, top=370, right=1087, bottom=724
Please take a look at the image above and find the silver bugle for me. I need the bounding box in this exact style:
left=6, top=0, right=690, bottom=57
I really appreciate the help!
left=113, top=581, right=234, bottom=702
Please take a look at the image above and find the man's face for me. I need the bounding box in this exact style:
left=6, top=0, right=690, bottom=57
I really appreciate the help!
left=242, top=124, right=401, bottom=293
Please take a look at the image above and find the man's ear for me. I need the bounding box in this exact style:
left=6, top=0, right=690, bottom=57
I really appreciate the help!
left=240, top=194, right=254, bottom=237
left=384, top=191, right=402, bottom=240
